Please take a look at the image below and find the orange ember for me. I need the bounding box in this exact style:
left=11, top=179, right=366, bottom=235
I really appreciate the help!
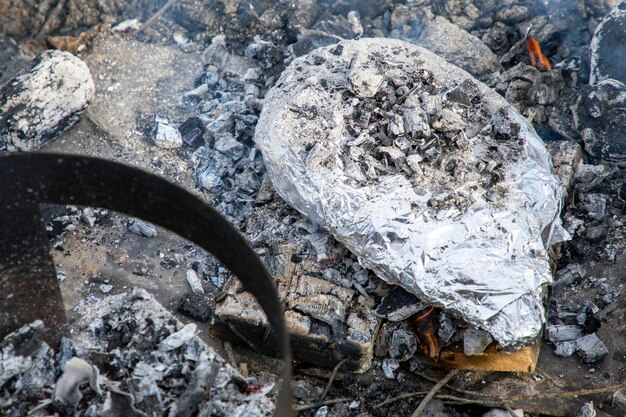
left=412, top=306, right=435, bottom=322
left=526, top=35, right=552, bottom=72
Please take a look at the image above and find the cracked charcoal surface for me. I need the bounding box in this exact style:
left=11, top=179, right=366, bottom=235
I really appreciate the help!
left=0, top=50, right=94, bottom=151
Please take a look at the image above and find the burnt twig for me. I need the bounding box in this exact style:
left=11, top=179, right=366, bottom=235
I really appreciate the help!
left=37, top=0, right=67, bottom=38
left=411, top=369, right=460, bottom=417
left=293, top=397, right=354, bottom=412
left=373, top=391, right=430, bottom=410
left=137, top=0, right=179, bottom=33
left=412, top=370, right=489, bottom=398
left=320, top=359, right=348, bottom=401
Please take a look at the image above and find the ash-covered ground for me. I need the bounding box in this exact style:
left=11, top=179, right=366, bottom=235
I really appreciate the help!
left=1, top=0, right=626, bottom=416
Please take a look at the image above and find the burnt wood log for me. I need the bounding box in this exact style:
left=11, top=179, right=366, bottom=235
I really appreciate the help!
left=0, top=50, right=94, bottom=151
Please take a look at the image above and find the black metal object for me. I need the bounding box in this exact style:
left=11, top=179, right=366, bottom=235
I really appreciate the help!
left=0, top=152, right=293, bottom=416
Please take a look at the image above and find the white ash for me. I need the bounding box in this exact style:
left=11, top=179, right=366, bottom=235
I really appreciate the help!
left=255, top=38, right=566, bottom=348
left=185, top=269, right=205, bottom=295
left=0, top=288, right=276, bottom=417
left=0, top=50, right=94, bottom=151
left=382, top=358, right=400, bottom=379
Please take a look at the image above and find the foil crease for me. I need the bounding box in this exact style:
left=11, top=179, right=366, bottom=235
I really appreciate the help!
left=255, top=38, right=567, bottom=348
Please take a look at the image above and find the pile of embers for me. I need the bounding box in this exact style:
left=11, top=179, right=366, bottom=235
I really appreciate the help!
left=0, top=290, right=273, bottom=417
left=1, top=0, right=626, bottom=415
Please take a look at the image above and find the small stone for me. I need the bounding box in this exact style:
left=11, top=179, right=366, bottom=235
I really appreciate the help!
left=315, top=406, right=329, bottom=417
left=127, top=219, right=157, bottom=237
left=463, top=328, right=493, bottom=356
left=99, top=284, right=113, bottom=294
left=186, top=269, right=204, bottom=295
left=382, top=358, right=400, bottom=379
left=576, top=401, right=596, bottom=417
left=81, top=208, right=96, bottom=227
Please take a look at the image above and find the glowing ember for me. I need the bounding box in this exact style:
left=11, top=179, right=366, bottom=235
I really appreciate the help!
left=526, top=35, right=552, bottom=73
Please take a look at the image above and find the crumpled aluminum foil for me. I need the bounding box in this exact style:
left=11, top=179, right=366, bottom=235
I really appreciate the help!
left=255, top=38, right=568, bottom=348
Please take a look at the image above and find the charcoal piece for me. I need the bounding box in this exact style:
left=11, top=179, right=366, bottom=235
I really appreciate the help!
left=582, top=194, right=607, bottom=221
left=0, top=50, right=94, bottom=152
left=495, top=5, right=531, bottom=23
left=382, top=358, right=400, bottom=379
left=213, top=133, right=244, bottom=160
left=180, top=84, right=209, bottom=110
left=584, top=224, right=607, bottom=243
left=577, top=80, right=626, bottom=162
left=375, top=286, right=426, bottom=322
left=176, top=293, right=212, bottom=322
left=577, top=306, right=601, bottom=334
left=415, top=16, right=503, bottom=80
left=127, top=219, right=157, bottom=237
left=554, top=341, right=577, bottom=357
left=185, top=269, right=204, bottom=296
left=590, top=3, right=626, bottom=84
left=546, top=325, right=583, bottom=343
left=437, top=313, right=456, bottom=343
left=463, top=328, right=493, bottom=356
left=56, top=337, right=76, bottom=369
left=553, top=263, right=586, bottom=292
left=576, top=333, right=608, bottom=363
left=179, top=117, right=205, bottom=148
left=289, top=30, right=343, bottom=58
left=389, top=329, right=418, bottom=362
left=153, top=117, right=183, bottom=149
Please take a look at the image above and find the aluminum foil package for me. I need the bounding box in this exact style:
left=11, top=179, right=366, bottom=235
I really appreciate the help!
left=254, top=38, right=567, bottom=348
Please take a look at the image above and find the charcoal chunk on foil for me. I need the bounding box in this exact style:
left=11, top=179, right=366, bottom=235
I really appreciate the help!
left=254, top=38, right=567, bottom=348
